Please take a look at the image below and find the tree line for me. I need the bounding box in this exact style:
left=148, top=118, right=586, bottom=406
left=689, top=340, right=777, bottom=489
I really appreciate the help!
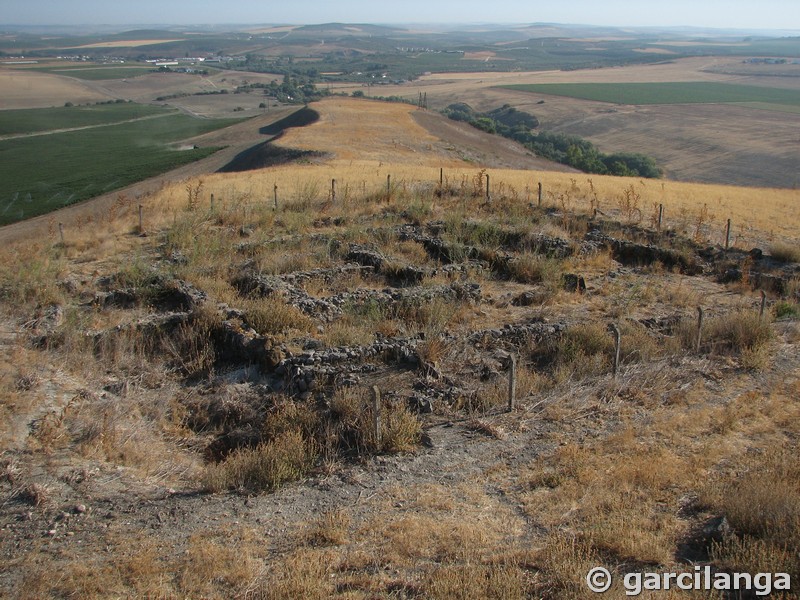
left=442, top=103, right=661, bottom=178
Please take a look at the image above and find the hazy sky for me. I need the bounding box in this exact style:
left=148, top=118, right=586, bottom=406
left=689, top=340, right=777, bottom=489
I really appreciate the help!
left=2, top=0, right=799, bottom=30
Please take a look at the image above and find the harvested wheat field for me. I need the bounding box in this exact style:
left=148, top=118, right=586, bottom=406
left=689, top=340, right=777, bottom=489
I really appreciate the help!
left=0, top=68, right=112, bottom=109
left=68, top=39, right=185, bottom=49
left=0, top=96, right=798, bottom=599
left=330, top=58, right=800, bottom=188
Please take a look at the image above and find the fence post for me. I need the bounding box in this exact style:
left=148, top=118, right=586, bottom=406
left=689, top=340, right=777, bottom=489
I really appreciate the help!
left=440, top=167, right=443, bottom=188
left=331, top=178, right=336, bottom=202
left=273, top=184, right=278, bottom=211
left=387, top=174, right=391, bottom=199
left=538, top=182, right=543, bottom=207
left=760, top=290, right=767, bottom=318
left=372, top=386, right=382, bottom=451
left=485, top=173, right=490, bottom=202
left=508, top=354, right=517, bottom=412
left=658, top=204, right=663, bottom=231
left=58, top=222, right=65, bottom=245
left=696, top=307, right=704, bottom=353
left=611, top=324, right=621, bottom=378
left=210, top=193, right=215, bottom=212
left=725, top=219, right=732, bottom=249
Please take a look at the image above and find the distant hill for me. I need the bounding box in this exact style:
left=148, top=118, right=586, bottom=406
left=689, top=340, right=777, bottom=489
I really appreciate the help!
left=294, top=23, right=405, bottom=36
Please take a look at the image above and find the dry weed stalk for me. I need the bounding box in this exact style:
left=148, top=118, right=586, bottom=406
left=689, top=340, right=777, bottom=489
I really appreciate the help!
left=185, top=178, right=204, bottom=212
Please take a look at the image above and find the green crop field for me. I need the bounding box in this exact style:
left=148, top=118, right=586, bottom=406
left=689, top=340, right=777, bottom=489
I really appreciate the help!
left=0, top=103, right=170, bottom=136
left=0, top=113, right=242, bottom=225
left=500, top=82, right=800, bottom=107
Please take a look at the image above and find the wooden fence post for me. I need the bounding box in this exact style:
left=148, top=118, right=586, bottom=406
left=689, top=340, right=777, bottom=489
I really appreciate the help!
left=508, top=354, right=517, bottom=412
left=658, top=204, right=663, bottom=231
left=485, top=173, right=490, bottom=202
left=725, top=219, right=732, bottom=249
left=538, top=182, right=543, bottom=207
left=760, top=290, right=767, bottom=318
left=440, top=167, right=443, bottom=188
left=210, top=193, right=215, bottom=212
left=611, top=324, right=621, bottom=378
left=331, top=178, right=336, bottom=202
left=273, top=184, right=278, bottom=211
left=372, top=386, right=382, bottom=451
left=696, top=307, right=704, bottom=353
left=387, top=174, right=391, bottom=199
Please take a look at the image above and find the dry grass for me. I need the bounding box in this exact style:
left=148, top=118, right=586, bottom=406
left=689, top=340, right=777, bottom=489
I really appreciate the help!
left=162, top=304, right=221, bottom=377
left=0, top=250, right=65, bottom=308
left=329, top=387, right=421, bottom=455
left=72, top=39, right=184, bottom=48
left=677, top=309, right=774, bottom=359
left=703, top=446, right=800, bottom=580
left=242, top=296, right=315, bottom=337
left=1, top=93, right=798, bottom=599
left=17, top=95, right=792, bottom=262
left=424, top=563, right=529, bottom=599
left=203, top=430, right=315, bottom=493
left=505, top=252, right=563, bottom=288
left=0, top=68, right=111, bottom=109
left=770, top=242, right=800, bottom=263
left=304, top=508, right=352, bottom=547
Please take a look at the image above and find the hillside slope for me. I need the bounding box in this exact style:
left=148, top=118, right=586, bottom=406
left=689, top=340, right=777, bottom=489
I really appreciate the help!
left=0, top=96, right=798, bottom=599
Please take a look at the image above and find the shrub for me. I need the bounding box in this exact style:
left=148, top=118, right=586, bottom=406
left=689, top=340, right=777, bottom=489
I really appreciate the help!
left=0, top=252, right=64, bottom=308
left=769, top=243, right=800, bottom=263
left=558, top=323, right=614, bottom=366
left=244, top=296, right=313, bottom=336
left=505, top=253, right=562, bottom=286
left=775, top=301, right=800, bottom=319
left=678, top=310, right=774, bottom=355
left=203, top=430, right=314, bottom=493
left=163, top=303, right=221, bottom=377
left=703, top=446, right=800, bottom=580
left=391, top=296, right=463, bottom=336
left=329, top=387, right=421, bottom=454
left=305, top=509, right=351, bottom=547
left=424, top=563, right=527, bottom=599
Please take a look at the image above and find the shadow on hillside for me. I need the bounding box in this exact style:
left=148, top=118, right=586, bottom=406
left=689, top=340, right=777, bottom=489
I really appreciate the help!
left=217, top=143, right=324, bottom=172
left=218, top=106, right=324, bottom=173
left=258, top=106, right=320, bottom=136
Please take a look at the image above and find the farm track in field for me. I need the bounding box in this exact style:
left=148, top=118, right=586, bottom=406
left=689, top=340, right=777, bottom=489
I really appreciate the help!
left=0, top=112, right=175, bottom=141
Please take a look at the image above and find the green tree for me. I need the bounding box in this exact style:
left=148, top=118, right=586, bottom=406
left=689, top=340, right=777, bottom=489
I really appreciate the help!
left=472, top=117, right=496, bottom=134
